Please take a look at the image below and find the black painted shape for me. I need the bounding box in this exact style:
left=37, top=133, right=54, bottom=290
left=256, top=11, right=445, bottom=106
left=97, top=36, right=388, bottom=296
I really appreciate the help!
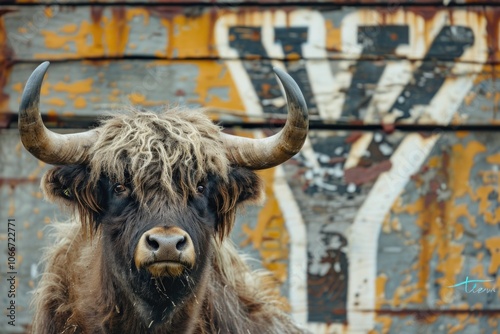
left=358, top=25, right=410, bottom=56
left=275, top=27, right=317, bottom=115
left=305, top=135, right=354, bottom=196
left=341, top=26, right=409, bottom=119
left=307, top=232, right=348, bottom=323
left=229, top=27, right=284, bottom=114
left=389, top=26, right=474, bottom=121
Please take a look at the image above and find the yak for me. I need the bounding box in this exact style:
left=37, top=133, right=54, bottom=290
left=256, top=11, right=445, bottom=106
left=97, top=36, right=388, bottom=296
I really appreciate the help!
left=19, top=61, right=309, bottom=334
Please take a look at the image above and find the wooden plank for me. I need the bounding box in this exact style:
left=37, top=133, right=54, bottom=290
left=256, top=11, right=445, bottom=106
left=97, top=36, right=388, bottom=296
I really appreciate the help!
left=1, top=60, right=499, bottom=126
left=4, top=0, right=497, bottom=5
left=281, top=129, right=500, bottom=332
left=0, top=6, right=495, bottom=62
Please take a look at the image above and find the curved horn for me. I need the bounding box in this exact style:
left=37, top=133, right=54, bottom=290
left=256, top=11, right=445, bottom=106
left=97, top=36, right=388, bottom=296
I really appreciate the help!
left=18, top=61, right=97, bottom=165
left=222, top=67, right=309, bottom=170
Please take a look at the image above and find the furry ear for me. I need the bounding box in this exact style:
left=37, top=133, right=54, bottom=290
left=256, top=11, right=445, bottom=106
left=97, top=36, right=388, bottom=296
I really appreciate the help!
left=42, top=165, right=101, bottom=230
left=214, top=167, right=263, bottom=240
left=42, top=165, right=85, bottom=204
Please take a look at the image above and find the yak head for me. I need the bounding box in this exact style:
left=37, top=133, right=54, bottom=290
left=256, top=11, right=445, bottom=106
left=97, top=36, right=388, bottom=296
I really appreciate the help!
left=18, top=62, right=308, bottom=327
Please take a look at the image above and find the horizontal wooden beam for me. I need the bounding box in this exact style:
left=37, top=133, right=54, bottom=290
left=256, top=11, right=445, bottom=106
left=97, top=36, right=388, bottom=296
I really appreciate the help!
left=3, top=1, right=497, bottom=6
left=2, top=60, right=499, bottom=126
left=0, top=6, right=497, bottom=62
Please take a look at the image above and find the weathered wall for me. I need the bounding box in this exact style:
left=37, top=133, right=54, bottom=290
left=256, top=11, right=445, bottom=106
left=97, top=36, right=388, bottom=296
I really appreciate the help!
left=1, top=1, right=499, bottom=333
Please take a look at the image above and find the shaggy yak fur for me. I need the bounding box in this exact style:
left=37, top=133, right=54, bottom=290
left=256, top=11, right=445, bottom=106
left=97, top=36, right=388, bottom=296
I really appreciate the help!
left=32, top=108, right=306, bottom=334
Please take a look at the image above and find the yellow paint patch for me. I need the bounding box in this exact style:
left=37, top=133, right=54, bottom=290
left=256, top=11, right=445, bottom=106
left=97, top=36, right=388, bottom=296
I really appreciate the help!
left=194, top=61, right=246, bottom=112
left=383, top=138, right=490, bottom=308
left=166, top=12, right=215, bottom=58
left=44, top=7, right=55, bottom=18
left=46, top=97, right=67, bottom=107
left=12, top=82, right=23, bottom=93
left=127, top=8, right=149, bottom=25
left=374, top=316, right=392, bottom=334
left=35, top=8, right=160, bottom=59
left=375, top=273, right=388, bottom=308
left=73, top=96, right=87, bottom=109
left=53, top=78, right=93, bottom=94
left=59, top=24, right=78, bottom=34
left=486, top=153, right=500, bottom=164
left=40, top=81, right=51, bottom=96
left=325, top=20, right=341, bottom=52
left=382, top=215, right=391, bottom=234
left=128, top=92, right=165, bottom=107
left=104, top=9, right=130, bottom=56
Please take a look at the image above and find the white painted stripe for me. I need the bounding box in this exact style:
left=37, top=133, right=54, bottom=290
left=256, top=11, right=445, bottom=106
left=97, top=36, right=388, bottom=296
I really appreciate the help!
left=345, top=9, right=487, bottom=332
left=214, top=14, right=264, bottom=116
left=215, top=9, right=488, bottom=333
left=347, top=133, right=439, bottom=333
left=215, top=10, right=311, bottom=324
left=274, top=166, right=309, bottom=325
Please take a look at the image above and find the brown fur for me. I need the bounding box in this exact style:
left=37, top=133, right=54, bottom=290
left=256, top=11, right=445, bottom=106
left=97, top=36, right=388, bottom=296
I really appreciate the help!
left=32, top=222, right=304, bottom=333
left=31, top=108, right=306, bottom=333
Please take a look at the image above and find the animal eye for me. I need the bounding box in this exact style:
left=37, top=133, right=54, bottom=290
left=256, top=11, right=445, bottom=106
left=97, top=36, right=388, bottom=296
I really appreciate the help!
left=114, top=184, right=127, bottom=194
left=196, top=184, right=205, bottom=194
left=62, top=188, right=72, bottom=199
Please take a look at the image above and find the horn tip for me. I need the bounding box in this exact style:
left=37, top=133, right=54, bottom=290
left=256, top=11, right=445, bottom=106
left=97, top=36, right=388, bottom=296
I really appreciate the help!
left=19, top=61, right=51, bottom=112
left=37, top=61, right=51, bottom=73
left=272, top=66, right=308, bottom=120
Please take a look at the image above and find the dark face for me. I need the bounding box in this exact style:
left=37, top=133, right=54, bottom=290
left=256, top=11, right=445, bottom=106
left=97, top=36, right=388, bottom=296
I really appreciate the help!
left=97, top=175, right=216, bottom=313
left=42, top=164, right=262, bottom=325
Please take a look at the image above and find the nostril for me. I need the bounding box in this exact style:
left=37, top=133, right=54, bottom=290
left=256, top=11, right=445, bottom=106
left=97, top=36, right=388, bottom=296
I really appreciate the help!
left=176, top=236, right=187, bottom=251
left=146, top=235, right=160, bottom=251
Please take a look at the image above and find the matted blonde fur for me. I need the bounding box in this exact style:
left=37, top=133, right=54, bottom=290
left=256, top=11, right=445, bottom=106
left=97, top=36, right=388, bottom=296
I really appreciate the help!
left=88, top=107, right=229, bottom=207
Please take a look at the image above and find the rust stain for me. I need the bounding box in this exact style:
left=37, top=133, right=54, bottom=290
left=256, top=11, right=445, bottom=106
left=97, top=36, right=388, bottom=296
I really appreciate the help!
left=0, top=13, right=14, bottom=112
left=0, top=178, right=40, bottom=187
left=105, top=8, right=129, bottom=56
left=344, top=160, right=392, bottom=185
left=485, top=8, right=500, bottom=63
